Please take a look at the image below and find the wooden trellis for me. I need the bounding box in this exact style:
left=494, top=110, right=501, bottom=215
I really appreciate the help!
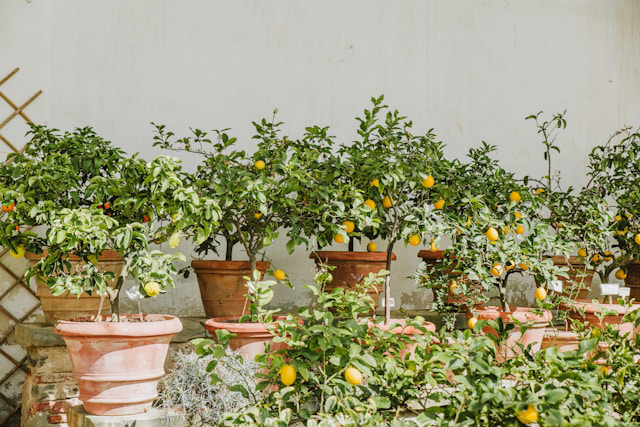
left=0, top=68, right=42, bottom=425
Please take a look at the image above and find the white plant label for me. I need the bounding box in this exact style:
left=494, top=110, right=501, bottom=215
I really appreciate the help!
left=550, top=280, right=563, bottom=293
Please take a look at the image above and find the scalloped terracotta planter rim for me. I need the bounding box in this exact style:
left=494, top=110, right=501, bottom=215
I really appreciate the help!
left=311, top=251, right=396, bottom=262
left=370, top=318, right=436, bottom=335
left=191, top=259, right=271, bottom=271
left=471, top=306, right=552, bottom=323
left=550, top=255, right=587, bottom=267
left=205, top=316, right=288, bottom=359
left=54, top=314, right=182, bottom=416
left=417, top=250, right=445, bottom=261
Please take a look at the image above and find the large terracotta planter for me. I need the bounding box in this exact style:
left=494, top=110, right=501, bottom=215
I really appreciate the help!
left=624, top=261, right=640, bottom=299
left=205, top=316, right=287, bottom=360
left=191, top=260, right=270, bottom=318
left=470, top=306, right=551, bottom=360
left=566, top=301, right=640, bottom=338
left=54, top=314, right=182, bottom=416
left=551, top=256, right=594, bottom=300
left=370, top=318, right=436, bottom=359
left=27, top=251, right=124, bottom=325
left=310, top=251, right=396, bottom=308
left=541, top=327, right=580, bottom=352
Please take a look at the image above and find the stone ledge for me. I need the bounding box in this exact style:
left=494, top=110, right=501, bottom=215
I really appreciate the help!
left=16, top=317, right=208, bottom=348
left=67, top=406, right=187, bottom=427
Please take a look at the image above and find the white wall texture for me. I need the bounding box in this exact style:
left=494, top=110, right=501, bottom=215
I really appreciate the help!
left=1, top=0, right=639, bottom=316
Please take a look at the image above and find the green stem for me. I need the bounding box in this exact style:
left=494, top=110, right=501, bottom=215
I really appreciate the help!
left=111, top=276, right=124, bottom=322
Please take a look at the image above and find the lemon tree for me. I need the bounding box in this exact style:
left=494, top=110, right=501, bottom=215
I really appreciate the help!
left=340, top=96, right=455, bottom=322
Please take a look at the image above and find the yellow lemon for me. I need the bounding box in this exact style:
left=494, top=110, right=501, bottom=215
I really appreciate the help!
left=422, top=175, right=435, bottom=188
left=505, top=261, right=515, bottom=271
left=518, top=263, right=530, bottom=271
left=408, top=234, right=421, bottom=246
left=578, top=248, right=587, bottom=258
left=616, top=269, right=627, bottom=280
left=169, top=232, right=181, bottom=248
left=364, top=199, right=376, bottom=210
left=509, top=191, right=521, bottom=203
left=279, top=364, right=296, bottom=386
left=485, top=227, right=499, bottom=242
left=144, top=281, right=161, bottom=297
left=367, top=241, right=377, bottom=252
left=490, top=263, right=504, bottom=277
left=430, top=240, right=438, bottom=252
left=615, top=215, right=623, bottom=222
left=255, top=160, right=266, bottom=170
left=514, top=211, right=523, bottom=219
left=449, top=280, right=458, bottom=293
left=382, top=195, right=393, bottom=209
left=434, top=198, right=445, bottom=210
left=273, top=269, right=286, bottom=281
left=9, top=246, right=25, bottom=258
left=592, top=253, right=600, bottom=263
left=534, top=287, right=547, bottom=301
left=468, top=317, right=478, bottom=329
left=503, top=225, right=510, bottom=234
left=345, top=367, right=363, bottom=385
left=635, top=234, right=640, bottom=246
left=370, top=179, right=380, bottom=188
left=516, top=224, right=525, bottom=235
left=343, top=220, right=355, bottom=233
left=591, top=327, right=602, bottom=339
left=516, top=404, right=539, bottom=425
left=334, top=234, right=345, bottom=244
left=254, top=213, right=263, bottom=219
left=535, top=188, right=545, bottom=195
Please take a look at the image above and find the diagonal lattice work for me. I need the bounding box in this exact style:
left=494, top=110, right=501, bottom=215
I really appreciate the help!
left=0, top=67, right=42, bottom=425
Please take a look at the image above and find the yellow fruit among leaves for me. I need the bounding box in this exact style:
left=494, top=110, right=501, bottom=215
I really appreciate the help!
left=254, top=160, right=266, bottom=170
left=449, top=280, right=458, bottom=293
left=635, top=234, right=640, bottom=246
left=516, top=404, right=539, bottom=425
left=514, top=211, right=523, bottom=219
left=254, top=213, right=263, bottom=219
left=578, top=248, right=587, bottom=258
left=516, top=224, right=525, bottom=235
left=534, top=287, right=547, bottom=301
left=422, top=175, right=435, bottom=188
left=9, top=246, right=25, bottom=258
left=345, top=366, right=363, bottom=385
left=382, top=195, right=393, bottom=208
left=518, top=263, right=530, bottom=271
left=434, top=198, right=445, bottom=210
left=273, top=269, right=286, bottom=281
left=334, top=234, right=345, bottom=244
left=616, top=269, right=627, bottom=280
left=343, top=220, right=355, bottom=233
left=144, top=281, right=161, bottom=297
left=408, top=234, right=421, bottom=246
left=370, top=179, right=380, bottom=188
left=279, top=364, right=296, bottom=386
left=509, top=191, right=521, bottom=203
left=468, top=317, right=478, bottom=329
left=490, top=263, right=504, bottom=277
left=485, top=227, right=499, bottom=242
left=367, top=242, right=377, bottom=252
left=364, top=199, right=376, bottom=211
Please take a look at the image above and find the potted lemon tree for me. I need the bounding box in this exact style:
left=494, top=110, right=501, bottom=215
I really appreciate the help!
left=337, top=96, right=455, bottom=323
left=153, top=115, right=314, bottom=319
left=16, top=155, right=216, bottom=416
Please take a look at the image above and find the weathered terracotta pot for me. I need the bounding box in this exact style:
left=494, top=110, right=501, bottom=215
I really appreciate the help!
left=565, top=301, right=640, bottom=338
left=310, top=251, right=396, bottom=308
left=27, top=251, right=124, bottom=325
left=551, top=256, right=594, bottom=300
left=370, top=318, right=436, bottom=359
left=470, top=306, right=552, bottom=360
left=54, top=314, right=182, bottom=416
left=624, top=261, right=640, bottom=300
left=205, top=316, right=288, bottom=360
left=541, top=327, right=580, bottom=352
left=191, top=260, right=270, bottom=318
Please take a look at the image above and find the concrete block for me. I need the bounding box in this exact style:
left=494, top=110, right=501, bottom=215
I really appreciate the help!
left=67, top=406, right=187, bottom=427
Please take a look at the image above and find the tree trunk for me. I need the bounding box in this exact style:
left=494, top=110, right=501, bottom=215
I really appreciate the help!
left=384, top=241, right=395, bottom=325
left=498, top=275, right=509, bottom=312
left=225, top=238, right=234, bottom=261
left=110, top=277, right=124, bottom=322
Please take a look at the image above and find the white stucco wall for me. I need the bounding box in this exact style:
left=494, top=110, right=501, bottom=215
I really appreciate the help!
left=1, top=0, right=639, bottom=316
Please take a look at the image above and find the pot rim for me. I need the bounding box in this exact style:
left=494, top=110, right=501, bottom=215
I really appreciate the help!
left=417, top=250, right=445, bottom=260
left=54, top=314, right=183, bottom=337
left=26, top=249, right=123, bottom=261
left=563, top=301, right=640, bottom=315
left=310, top=251, right=397, bottom=262
left=369, top=318, right=436, bottom=335
left=471, top=306, right=552, bottom=324
left=205, top=316, right=287, bottom=334
left=191, top=259, right=271, bottom=271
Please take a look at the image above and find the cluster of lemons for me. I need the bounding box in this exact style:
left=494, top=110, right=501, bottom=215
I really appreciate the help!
left=278, top=364, right=362, bottom=387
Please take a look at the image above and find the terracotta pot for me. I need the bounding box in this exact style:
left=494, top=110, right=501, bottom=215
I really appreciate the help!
left=191, top=260, right=270, bottom=318
left=417, top=250, right=474, bottom=308
left=370, top=318, right=436, bottom=359
left=541, top=327, right=580, bottom=352
left=310, top=251, right=396, bottom=308
left=205, top=316, right=288, bottom=360
left=470, top=306, right=551, bottom=360
left=565, top=301, right=640, bottom=338
left=27, top=251, right=124, bottom=325
left=551, top=256, right=594, bottom=300
left=54, top=314, right=182, bottom=416
left=624, top=261, right=640, bottom=300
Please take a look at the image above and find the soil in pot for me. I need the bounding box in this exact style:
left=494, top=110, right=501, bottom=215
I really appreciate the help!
left=310, top=251, right=396, bottom=309
left=551, top=256, right=594, bottom=300
left=205, top=316, right=288, bottom=360
left=54, top=314, right=182, bottom=416
left=191, top=260, right=270, bottom=318
left=565, top=301, right=640, bottom=338
left=469, top=306, right=552, bottom=361
left=27, top=250, right=123, bottom=325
